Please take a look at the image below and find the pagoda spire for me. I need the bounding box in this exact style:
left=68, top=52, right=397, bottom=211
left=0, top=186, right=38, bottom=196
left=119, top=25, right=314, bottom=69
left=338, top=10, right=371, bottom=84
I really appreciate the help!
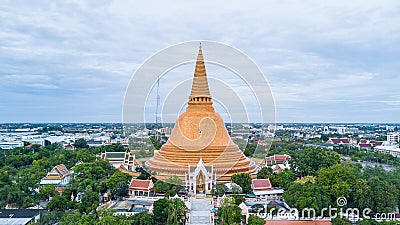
left=188, top=45, right=213, bottom=109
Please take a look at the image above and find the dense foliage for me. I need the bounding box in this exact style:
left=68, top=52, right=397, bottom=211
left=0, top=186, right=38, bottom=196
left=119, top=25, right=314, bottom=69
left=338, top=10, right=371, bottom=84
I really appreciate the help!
left=3, top=134, right=400, bottom=224
left=216, top=197, right=243, bottom=225
left=231, top=173, right=252, bottom=194
left=153, top=198, right=187, bottom=225
left=248, top=215, right=266, bottom=225
left=282, top=148, right=400, bottom=217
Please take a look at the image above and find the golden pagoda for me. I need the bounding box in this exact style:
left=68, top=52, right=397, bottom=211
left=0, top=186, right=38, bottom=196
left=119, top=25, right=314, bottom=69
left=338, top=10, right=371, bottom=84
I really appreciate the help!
left=145, top=46, right=256, bottom=183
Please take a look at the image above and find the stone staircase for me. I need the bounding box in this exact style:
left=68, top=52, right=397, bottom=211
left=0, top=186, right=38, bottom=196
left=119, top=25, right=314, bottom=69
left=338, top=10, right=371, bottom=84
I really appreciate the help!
left=188, top=198, right=213, bottom=225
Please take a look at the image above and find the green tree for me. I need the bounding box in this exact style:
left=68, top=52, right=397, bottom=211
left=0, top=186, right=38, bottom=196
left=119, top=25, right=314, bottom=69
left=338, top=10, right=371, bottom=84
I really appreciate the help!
left=59, top=211, right=83, bottom=225
left=316, top=163, right=359, bottom=205
left=291, top=147, right=341, bottom=177
left=107, top=170, right=132, bottom=189
left=216, top=197, right=242, bottom=225
left=76, top=149, right=96, bottom=162
left=368, top=176, right=398, bottom=214
left=257, top=167, right=295, bottom=188
left=153, top=176, right=182, bottom=197
left=136, top=167, right=152, bottom=180
left=154, top=180, right=172, bottom=194
left=131, top=212, right=155, bottom=225
left=275, top=169, right=296, bottom=188
left=153, top=198, right=170, bottom=224
left=248, top=215, right=265, bottom=225
left=244, top=142, right=258, bottom=157
left=231, top=183, right=243, bottom=194
left=110, top=181, right=129, bottom=200
left=283, top=181, right=330, bottom=215
left=167, top=198, right=187, bottom=225
left=0, top=185, right=24, bottom=208
left=98, top=143, right=126, bottom=152
left=165, top=175, right=183, bottom=186
left=72, top=160, right=115, bottom=191
left=0, top=169, right=11, bottom=186
left=39, top=185, right=57, bottom=200
left=149, top=136, right=163, bottom=150
left=232, top=195, right=245, bottom=206
left=47, top=195, right=67, bottom=211
left=212, top=184, right=227, bottom=197
left=350, top=166, right=399, bottom=214
left=96, top=216, right=119, bottom=225
left=352, top=179, right=372, bottom=210
left=332, top=217, right=352, bottom=225
left=78, top=186, right=99, bottom=214
left=231, top=173, right=252, bottom=194
left=321, top=134, right=329, bottom=142
left=257, top=167, right=273, bottom=179
left=74, top=138, right=89, bottom=149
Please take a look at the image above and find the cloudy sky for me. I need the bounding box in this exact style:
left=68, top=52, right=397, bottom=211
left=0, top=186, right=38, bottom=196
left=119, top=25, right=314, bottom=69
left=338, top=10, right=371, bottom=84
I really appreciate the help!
left=1, top=0, right=400, bottom=123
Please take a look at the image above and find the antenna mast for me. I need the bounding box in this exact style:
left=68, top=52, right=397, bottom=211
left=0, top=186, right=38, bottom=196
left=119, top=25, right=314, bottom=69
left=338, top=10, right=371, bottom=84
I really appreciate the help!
left=155, top=76, right=161, bottom=136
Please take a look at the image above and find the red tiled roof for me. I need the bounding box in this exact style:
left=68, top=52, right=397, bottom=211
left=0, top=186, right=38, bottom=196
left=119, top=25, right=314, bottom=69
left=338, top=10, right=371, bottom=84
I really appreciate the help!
left=360, top=139, right=368, bottom=143
left=329, top=138, right=350, bottom=144
left=252, top=179, right=272, bottom=191
left=265, top=155, right=290, bottom=165
left=56, top=187, right=67, bottom=194
left=370, top=141, right=383, bottom=146
left=129, top=179, right=153, bottom=191
left=359, top=143, right=372, bottom=148
left=275, top=155, right=290, bottom=160
left=265, top=221, right=332, bottom=225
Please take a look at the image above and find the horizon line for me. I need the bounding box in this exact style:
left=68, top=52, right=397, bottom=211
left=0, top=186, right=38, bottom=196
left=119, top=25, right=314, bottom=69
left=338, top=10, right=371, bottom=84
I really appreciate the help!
left=0, top=121, right=399, bottom=125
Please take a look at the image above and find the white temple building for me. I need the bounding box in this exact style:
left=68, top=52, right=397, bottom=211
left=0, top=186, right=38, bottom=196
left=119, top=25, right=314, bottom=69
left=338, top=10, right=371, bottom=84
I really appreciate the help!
left=185, top=158, right=216, bottom=194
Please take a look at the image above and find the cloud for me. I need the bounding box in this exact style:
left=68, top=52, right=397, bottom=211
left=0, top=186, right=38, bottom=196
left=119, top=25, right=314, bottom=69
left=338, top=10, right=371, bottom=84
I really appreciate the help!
left=0, top=0, right=400, bottom=122
left=382, top=100, right=400, bottom=106
left=24, top=83, right=59, bottom=90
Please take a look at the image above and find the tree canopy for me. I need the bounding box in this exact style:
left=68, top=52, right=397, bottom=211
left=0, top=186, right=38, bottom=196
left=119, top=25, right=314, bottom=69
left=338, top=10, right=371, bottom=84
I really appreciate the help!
left=232, top=173, right=252, bottom=194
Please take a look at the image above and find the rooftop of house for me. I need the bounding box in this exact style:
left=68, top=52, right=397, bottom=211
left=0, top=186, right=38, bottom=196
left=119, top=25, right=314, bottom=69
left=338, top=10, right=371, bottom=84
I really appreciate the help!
left=266, top=154, right=290, bottom=161
left=0, top=209, right=45, bottom=218
left=131, top=199, right=154, bottom=206
left=328, top=138, right=350, bottom=144
left=129, top=179, right=153, bottom=190
left=42, top=164, right=70, bottom=180
left=252, top=179, right=272, bottom=191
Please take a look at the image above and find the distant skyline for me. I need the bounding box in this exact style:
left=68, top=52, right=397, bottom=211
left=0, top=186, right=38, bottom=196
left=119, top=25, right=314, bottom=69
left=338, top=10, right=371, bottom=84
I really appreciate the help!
left=1, top=1, right=400, bottom=123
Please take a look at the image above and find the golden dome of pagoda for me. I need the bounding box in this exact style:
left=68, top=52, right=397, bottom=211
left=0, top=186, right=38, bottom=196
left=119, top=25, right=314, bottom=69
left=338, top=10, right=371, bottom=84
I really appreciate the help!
left=145, top=46, right=256, bottom=180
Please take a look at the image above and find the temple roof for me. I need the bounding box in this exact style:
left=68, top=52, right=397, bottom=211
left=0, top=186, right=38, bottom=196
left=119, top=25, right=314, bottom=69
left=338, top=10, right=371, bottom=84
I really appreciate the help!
left=145, top=47, right=255, bottom=178
left=187, top=47, right=214, bottom=111
left=189, top=47, right=211, bottom=99
left=129, top=179, right=154, bottom=191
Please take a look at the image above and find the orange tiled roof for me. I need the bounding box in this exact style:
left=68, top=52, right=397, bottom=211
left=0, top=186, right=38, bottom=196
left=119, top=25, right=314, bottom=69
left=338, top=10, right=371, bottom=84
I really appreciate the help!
left=129, top=179, right=153, bottom=191
left=43, top=164, right=70, bottom=180
left=42, top=174, right=61, bottom=180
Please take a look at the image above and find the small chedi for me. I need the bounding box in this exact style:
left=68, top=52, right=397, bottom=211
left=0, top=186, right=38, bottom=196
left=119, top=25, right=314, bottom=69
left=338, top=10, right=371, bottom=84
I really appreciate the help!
left=145, top=46, right=256, bottom=194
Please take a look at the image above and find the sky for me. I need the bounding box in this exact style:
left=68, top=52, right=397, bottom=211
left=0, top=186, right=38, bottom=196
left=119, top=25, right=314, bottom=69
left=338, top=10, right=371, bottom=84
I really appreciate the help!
left=1, top=0, right=400, bottom=123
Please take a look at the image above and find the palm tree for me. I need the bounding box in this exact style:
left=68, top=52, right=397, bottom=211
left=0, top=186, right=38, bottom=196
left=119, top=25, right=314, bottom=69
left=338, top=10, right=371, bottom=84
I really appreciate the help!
left=167, top=198, right=187, bottom=225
